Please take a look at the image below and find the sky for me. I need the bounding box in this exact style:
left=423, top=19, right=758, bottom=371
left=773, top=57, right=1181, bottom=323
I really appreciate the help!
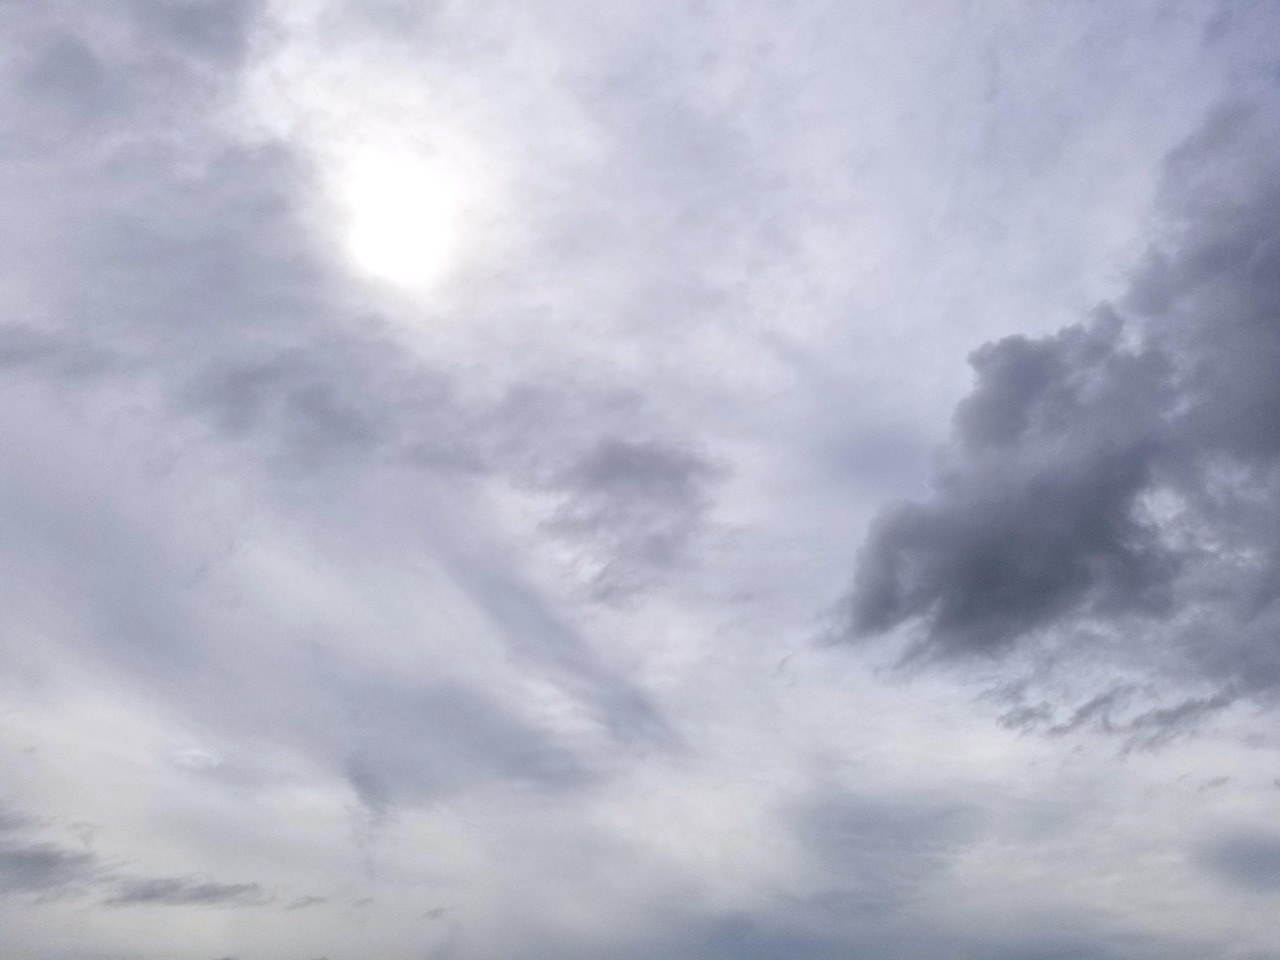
left=2, top=1, right=1280, bottom=958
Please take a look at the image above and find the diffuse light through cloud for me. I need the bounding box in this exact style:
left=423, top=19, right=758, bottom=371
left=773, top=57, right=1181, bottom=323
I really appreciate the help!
left=340, top=147, right=466, bottom=290
left=241, top=0, right=504, bottom=300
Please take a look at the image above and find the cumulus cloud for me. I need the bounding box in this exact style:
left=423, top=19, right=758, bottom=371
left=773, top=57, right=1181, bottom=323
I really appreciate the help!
left=849, top=94, right=1280, bottom=721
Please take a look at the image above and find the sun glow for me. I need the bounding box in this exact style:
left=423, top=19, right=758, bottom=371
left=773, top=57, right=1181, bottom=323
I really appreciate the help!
left=340, top=150, right=464, bottom=290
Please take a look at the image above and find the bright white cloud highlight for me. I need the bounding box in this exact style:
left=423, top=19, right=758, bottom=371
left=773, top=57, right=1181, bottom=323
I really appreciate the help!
left=341, top=149, right=463, bottom=289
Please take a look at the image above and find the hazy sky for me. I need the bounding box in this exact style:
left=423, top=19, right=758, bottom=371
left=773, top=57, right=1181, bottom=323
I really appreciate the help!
left=3, top=2, right=1280, bottom=958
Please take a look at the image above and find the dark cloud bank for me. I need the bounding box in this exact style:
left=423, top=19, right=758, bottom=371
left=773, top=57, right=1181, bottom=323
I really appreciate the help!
left=849, top=96, right=1280, bottom=735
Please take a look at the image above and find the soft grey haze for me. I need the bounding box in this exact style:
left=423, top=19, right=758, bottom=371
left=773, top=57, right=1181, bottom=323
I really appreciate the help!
left=2, top=2, right=1280, bottom=959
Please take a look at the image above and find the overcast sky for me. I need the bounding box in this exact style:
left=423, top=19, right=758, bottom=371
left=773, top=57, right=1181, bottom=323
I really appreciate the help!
left=3, top=2, right=1280, bottom=958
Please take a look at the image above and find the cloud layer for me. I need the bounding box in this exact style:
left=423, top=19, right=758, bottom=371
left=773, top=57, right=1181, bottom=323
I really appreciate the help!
left=3, top=1, right=1280, bottom=959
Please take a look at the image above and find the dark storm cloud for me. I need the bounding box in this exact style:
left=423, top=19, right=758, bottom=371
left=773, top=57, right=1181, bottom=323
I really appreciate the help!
left=847, top=95, right=1280, bottom=709
left=104, top=876, right=271, bottom=907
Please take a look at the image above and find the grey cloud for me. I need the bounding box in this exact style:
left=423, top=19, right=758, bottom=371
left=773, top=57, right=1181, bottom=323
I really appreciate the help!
left=0, top=809, right=271, bottom=911
left=546, top=437, right=720, bottom=599
left=16, top=31, right=115, bottom=125
left=0, top=324, right=125, bottom=381
left=183, top=338, right=723, bottom=587
left=791, top=790, right=974, bottom=917
left=996, top=683, right=1237, bottom=750
left=0, top=803, right=97, bottom=898
left=182, top=337, right=464, bottom=472
left=1195, top=829, right=1280, bottom=892
left=104, top=876, right=271, bottom=908
left=850, top=314, right=1177, bottom=658
left=1121, top=688, right=1239, bottom=750
left=0, top=0, right=703, bottom=854
left=0, top=805, right=32, bottom=834
left=964, top=940, right=1157, bottom=960
left=658, top=914, right=854, bottom=960
left=449, top=567, right=676, bottom=751
left=1, top=0, right=725, bottom=595
left=491, top=908, right=860, bottom=960
left=0, top=841, right=95, bottom=896
left=2, top=0, right=260, bottom=162
left=506, top=899, right=1176, bottom=960
left=338, top=680, right=591, bottom=813
left=132, top=0, right=261, bottom=65
left=0, top=0, right=725, bottom=629
left=0, top=2, right=330, bottom=369
left=9, top=2, right=1277, bottom=958
left=1045, top=686, right=1137, bottom=738
left=847, top=94, right=1280, bottom=714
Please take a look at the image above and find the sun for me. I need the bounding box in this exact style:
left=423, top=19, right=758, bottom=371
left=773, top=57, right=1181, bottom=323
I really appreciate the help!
left=339, top=149, right=463, bottom=290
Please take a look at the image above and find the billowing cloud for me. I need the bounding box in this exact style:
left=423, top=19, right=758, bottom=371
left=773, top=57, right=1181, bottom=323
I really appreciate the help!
left=849, top=94, right=1280, bottom=725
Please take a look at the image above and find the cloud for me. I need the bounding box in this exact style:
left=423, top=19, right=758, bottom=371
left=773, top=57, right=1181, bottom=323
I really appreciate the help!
left=0, top=0, right=703, bottom=845
left=545, top=437, right=721, bottom=599
left=993, top=682, right=1239, bottom=751
left=0, top=803, right=274, bottom=914
left=0, top=805, right=32, bottom=834
left=104, top=876, right=272, bottom=908
left=1195, top=829, right=1280, bottom=892
left=0, top=842, right=95, bottom=896
left=4, top=1, right=1280, bottom=959
left=847, top=93, right=1280, bottom=717
left=848, top=309, right=1178, bottom=658
left=790, top=790, right=974, bottom=917
left=338, top=679, right=594, bottom=813
left=0, top=804, right=97, bottom=898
